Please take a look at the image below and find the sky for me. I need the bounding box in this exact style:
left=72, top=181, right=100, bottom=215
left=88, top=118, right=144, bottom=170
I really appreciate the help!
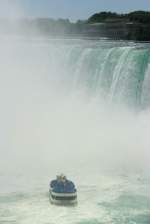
left=0, top=0, right=150, bottom=21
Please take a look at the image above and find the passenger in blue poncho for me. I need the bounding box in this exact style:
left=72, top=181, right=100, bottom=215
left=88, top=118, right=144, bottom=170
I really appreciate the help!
left=50, top=174, right=76, bottom=193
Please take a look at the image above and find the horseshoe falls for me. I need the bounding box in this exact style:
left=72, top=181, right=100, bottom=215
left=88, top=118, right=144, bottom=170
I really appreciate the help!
left=0, top=38, right=150, bottom=224
left=45, top=40, right=150, bottom=108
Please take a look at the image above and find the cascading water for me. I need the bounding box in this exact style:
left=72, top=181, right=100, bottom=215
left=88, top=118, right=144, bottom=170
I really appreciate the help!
left=1, top=38, right=150, bottom=224
left=47, top=41, right=150, bottom=108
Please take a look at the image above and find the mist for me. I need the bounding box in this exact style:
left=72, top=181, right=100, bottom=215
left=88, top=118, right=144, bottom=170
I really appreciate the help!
left=0, top=36, right=149, bottom=180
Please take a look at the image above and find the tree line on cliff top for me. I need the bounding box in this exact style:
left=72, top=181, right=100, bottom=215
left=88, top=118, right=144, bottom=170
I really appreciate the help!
left=87, top=11, right=150, bottom=24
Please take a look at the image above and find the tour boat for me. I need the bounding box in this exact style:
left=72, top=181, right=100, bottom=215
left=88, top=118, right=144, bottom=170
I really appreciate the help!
left=49, top=174, right=77, bottom=205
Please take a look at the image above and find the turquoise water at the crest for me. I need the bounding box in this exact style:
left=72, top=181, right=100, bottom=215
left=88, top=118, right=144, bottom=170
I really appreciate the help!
left=64, top=40, right=150, bottom=108
left=0, top=38, right=150, bottom=224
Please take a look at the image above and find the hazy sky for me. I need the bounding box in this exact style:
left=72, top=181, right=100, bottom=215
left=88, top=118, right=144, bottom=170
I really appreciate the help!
left=0, top=0, right=150, bottom=21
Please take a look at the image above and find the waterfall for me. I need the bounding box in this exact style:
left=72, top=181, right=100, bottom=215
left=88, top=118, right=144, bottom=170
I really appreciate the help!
left=49, top=41, right=150, bottom=108
left=141, top=64, right=150, bottom=107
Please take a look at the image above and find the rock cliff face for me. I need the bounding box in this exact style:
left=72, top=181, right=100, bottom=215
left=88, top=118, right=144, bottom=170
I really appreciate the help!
left=86, top=11, right=150, bottom=41
left=80, top=22, right=150, bottom=41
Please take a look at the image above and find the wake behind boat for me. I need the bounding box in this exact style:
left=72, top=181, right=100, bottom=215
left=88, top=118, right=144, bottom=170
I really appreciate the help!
left=49, top=174, right=77, bottom=205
